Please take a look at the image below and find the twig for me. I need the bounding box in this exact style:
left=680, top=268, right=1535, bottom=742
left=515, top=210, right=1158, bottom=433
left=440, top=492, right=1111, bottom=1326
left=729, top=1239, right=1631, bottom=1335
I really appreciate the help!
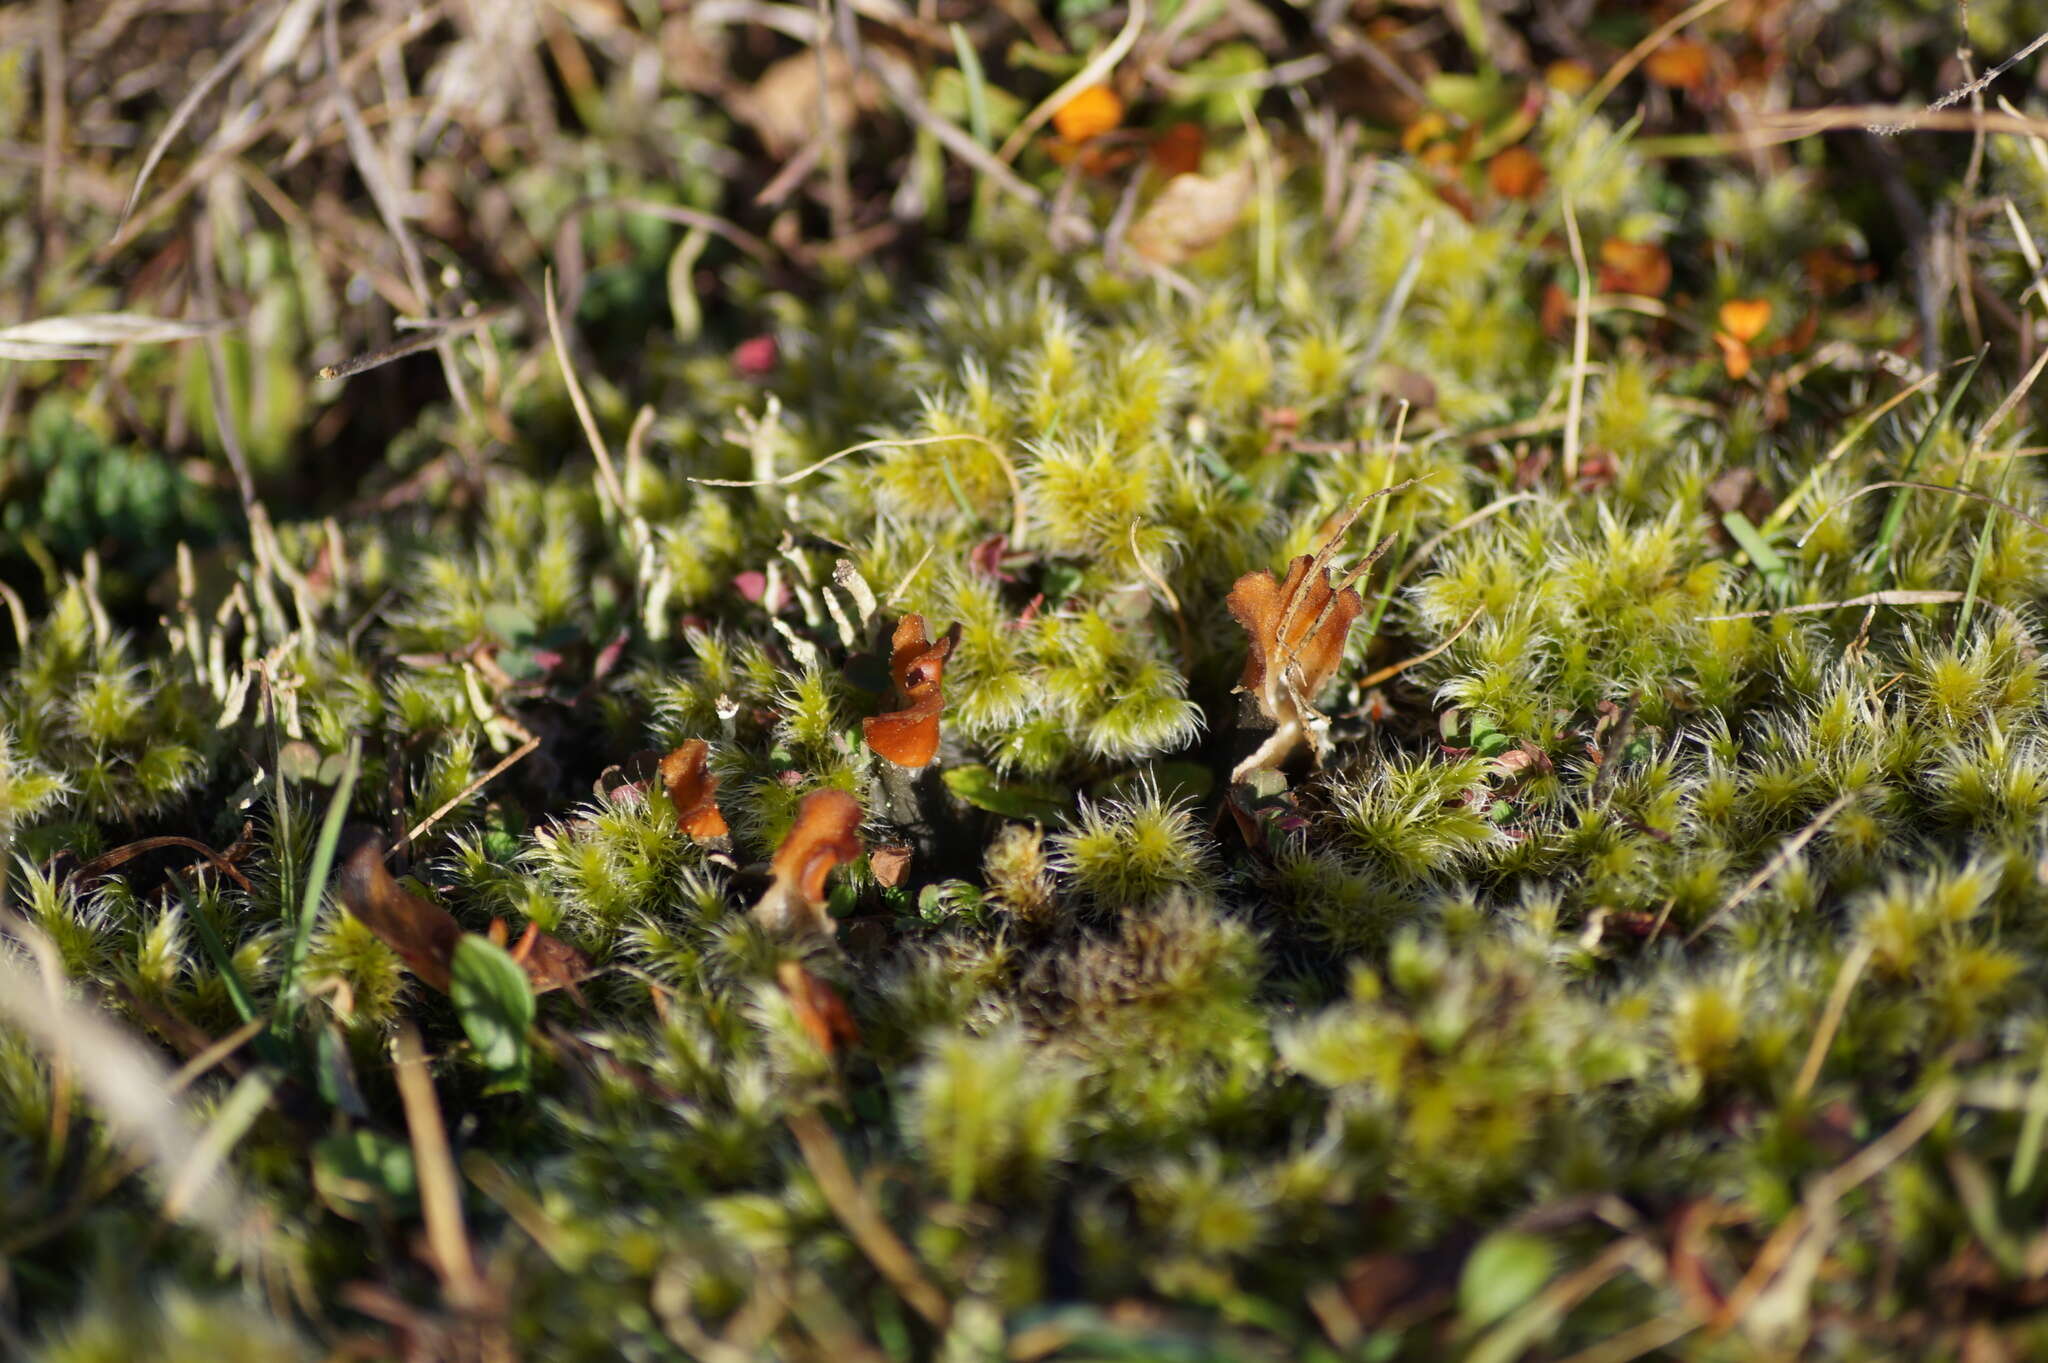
left=1357, top=607, right=1483, bottom=689
left=398, top=732, right=541, bottom=850
left=1575, top=0, right=1737, bottom=125
left=786, top=1110, right=952, bottom=1330
left=1697, top=589, right=1963, bottom=621
left=1792, top=939, right=1875, bottom=1101
left=1685, top=792, right=1854, bottom=945
left=1562, top=198, right=1591, bottom=486
left=393, top=1023, right=488, bottom=1313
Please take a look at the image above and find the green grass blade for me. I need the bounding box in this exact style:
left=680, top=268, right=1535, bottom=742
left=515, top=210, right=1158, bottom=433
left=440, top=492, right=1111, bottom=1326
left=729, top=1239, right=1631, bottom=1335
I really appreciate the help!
left=1721, top=510, right=1791, bottom=598
left=278, top=736, right=361, bottom=1028
left=1873, top=347, right=1986, bottom=569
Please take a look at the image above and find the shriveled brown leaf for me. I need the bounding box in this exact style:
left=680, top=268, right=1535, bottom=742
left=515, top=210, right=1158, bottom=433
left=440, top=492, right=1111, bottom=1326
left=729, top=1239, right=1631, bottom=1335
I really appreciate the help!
left=1127, top=164, right=1254, bottom=267
left=344, top=839, right=588, bottom=996
left=870, top=844, right=913, bottom=889
left=1598, top=238, right=1672, bottom=298
left=337, top=839, right=464, bottom=993
left=507, top=921, right=595, bottom=999
left=862, top=615, right=957, bottom=769
left=776, top=960, right=861, bottom=1056
left=754, top=789, right=865, bottom=937
left=1227, top=552, right=1367, bottom=781
left=659, top=738, right=729, bottom=840
left=730, top=49, right=872, bottom=159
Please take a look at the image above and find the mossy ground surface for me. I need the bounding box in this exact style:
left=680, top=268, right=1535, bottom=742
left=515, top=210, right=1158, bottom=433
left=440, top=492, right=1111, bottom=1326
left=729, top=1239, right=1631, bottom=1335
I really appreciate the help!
left=9, top=2, right=2048, bottom=1359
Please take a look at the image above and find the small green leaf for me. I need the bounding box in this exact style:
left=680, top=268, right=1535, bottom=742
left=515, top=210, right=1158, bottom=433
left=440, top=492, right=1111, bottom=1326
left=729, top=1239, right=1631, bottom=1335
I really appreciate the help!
left=943, top=764, right=1071, bottom=823
left=1458, top=1231, right=1557, bottom=1327
left=313, top=1129, right=418, bottom=1221
left=1092, top=761, right=1214, bottom=807
left=451, top=934, right=535, bottom=1092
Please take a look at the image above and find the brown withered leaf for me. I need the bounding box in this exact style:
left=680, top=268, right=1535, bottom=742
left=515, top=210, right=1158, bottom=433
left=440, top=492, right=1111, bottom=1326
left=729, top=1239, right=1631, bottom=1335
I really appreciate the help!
left=1227, top=530, right=1378, bottom=781
left=776, top=960, right=861, bottom=1056
left=1127, top=164, right=1254, bottom=267
left=507, top=921, right=594, bottom=999
left=659, top=738, right=729, bottom=840
left=337, top=839, right=464, bottom=993
left=869, top=844, right=913, bottom=889
left=730, top=49, right=872, bottom=159
left=1597, top=238, right=1672, bottom=298
left=342, top=838, right=590, bottom=996
left=862, top=615, right=957, bottom=769
left=753, top=789, right=865, bottom=937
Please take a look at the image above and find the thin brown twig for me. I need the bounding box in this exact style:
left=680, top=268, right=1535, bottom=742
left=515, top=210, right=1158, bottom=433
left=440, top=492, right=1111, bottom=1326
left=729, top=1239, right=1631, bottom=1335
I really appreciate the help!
left=786, top=1110, right=952, bottom=1331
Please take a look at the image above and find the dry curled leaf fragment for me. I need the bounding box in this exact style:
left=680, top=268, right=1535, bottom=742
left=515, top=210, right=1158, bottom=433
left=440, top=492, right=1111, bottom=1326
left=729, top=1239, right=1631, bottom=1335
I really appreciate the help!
left=342, top=837, right=589, bottom=997
left=776, top=960, right=861, bottom=1056
left=731, top=49, right=872, bottom=158
left=862, top=614, right=957, bottom=769
left=337, top=839, right=464, bottom=993
left=1714, top=330, right=1753, bottom=380
left=1127, top=163, right=1254, bottom=267
left=1645, top=37, right=1711, bottom=91
left=659, top=738, right=729, bottom=840
left=754, top=789, right=865, bottom=937
left=1598, top=238, right=1673, bottom=298
left=506, top=921, right=594, bottom=998
left=1052, top=84, right=1124, bottom=143
left=1487, top=146, right=1546, bottom=200
left=1227, top=550, right=1368, bottom=781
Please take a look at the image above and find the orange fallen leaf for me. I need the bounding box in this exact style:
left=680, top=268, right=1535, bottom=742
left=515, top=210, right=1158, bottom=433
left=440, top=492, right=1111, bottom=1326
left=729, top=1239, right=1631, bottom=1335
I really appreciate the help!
left=1052, top=84, right=1123, bottom=143
left=1598, top=238, right=1672, bottom=298
left=1488, top=146, right=1546, bottom=200
left=863, top=614, right=957, bottom=769
left=1717, top=297, right=1772, bottom=343
left=1645, top=37, right=1711, bottom=91
left=1127, top=163, right=1254, bottom=266
left=660, top=738, right=729, bottom=840
left=754, top=788, right=864, bottom=937
left=1714, top=331, right=1753, bottom=381
left=1227, top=539, right=1371, bottom=781
left=776, top=960, right=861, bottom=1056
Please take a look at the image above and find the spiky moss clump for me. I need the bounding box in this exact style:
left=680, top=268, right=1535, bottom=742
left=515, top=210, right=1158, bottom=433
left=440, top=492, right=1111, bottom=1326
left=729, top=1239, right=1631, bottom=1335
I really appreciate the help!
left=15, top=20, right=2048, bottom=1361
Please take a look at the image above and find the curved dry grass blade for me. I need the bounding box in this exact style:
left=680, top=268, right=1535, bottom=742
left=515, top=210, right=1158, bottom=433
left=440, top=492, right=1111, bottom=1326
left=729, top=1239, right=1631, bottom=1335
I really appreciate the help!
left=1799, top=478, right=2048, bottom=548
left=0, top=312, right=232, bottom=362
left=0, top=925, right=253, bottom=1245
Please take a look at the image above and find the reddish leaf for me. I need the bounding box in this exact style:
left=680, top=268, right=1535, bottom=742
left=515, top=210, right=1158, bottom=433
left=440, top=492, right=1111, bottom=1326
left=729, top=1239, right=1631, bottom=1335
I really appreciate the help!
left=1150, top=121, right=1205, bottom=178
left=659, top=738, right=729, bottom=840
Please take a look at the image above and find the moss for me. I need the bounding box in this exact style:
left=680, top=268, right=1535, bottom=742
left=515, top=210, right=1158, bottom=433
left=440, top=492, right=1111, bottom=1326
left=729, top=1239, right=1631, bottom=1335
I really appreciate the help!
left=12, top=3, right=2048, bottom=1357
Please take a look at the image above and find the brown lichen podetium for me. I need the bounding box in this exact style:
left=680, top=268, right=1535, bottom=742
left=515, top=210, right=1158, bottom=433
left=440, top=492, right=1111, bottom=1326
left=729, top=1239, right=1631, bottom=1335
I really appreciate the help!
left=1226, top=499, right=1400, bottom=783
left=752, top=788, right=864, bottom=937
left=862, top=614, right=958, bottom=769
left=660, top=738, right=729, bottom=840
